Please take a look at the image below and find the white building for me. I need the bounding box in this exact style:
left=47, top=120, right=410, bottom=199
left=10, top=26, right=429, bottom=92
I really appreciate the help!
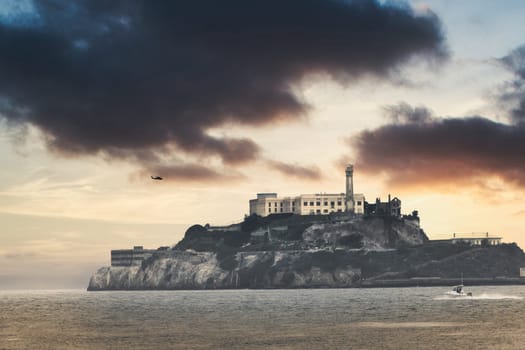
left=249, top=165, right=365, bottom=216
left=450, top=232, right=502, bottom=246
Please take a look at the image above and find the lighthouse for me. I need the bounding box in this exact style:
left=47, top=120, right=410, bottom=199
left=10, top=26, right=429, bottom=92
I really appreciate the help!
left=345, top=164, right=354, bottom=213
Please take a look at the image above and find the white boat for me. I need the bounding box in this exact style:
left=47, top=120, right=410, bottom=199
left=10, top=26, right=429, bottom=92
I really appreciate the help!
left=445, top=284, right=472, bottom=297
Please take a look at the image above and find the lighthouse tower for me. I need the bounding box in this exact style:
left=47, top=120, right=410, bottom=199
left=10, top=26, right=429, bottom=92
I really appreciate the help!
left=345, top=164, right=354, bottom=213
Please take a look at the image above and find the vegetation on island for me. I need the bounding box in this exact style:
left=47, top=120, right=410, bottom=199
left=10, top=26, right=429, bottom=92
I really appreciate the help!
left=89, top=213, right=525, bottom=290
left=171, top=213, right=525, bottom=281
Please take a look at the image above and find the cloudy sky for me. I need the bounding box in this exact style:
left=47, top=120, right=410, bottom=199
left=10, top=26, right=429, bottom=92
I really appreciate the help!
left=1, top=0, right=525, bottom=289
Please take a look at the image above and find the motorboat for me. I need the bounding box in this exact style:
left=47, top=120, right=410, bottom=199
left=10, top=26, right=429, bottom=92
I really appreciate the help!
left=445, top=284, right=472, bottom=297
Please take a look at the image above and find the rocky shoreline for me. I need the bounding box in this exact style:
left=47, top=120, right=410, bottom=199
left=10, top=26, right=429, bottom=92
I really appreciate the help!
left=87, top=214, right=525, bottom=291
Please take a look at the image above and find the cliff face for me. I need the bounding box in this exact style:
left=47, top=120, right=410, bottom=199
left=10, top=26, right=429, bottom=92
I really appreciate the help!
left=87, top=215, right=432, bottom=290
left=302, top=216, right=426, bottom=249
left=88, top=250, right=361, bottom=290
left=88, top=243, right=525, bottom=290
left=88, top=214, right=525, bottom=290
left=382, top=243, right=525, bottom=279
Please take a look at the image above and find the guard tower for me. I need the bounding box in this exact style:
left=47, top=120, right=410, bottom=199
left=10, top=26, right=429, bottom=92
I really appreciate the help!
left=345, top=164, right=354, bottom=213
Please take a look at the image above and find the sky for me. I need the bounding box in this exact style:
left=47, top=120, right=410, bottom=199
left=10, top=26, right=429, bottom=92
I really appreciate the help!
left=1, top=0, right=525, bottom=289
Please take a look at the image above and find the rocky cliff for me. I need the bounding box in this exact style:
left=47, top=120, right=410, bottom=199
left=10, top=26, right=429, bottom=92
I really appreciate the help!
left=87, top=213, right=525, bottom=290
left=88, top=250, right=361, bottom=290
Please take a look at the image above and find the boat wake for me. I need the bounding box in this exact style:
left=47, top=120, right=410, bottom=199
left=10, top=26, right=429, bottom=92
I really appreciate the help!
left=434, top=293, right=523, bottom=301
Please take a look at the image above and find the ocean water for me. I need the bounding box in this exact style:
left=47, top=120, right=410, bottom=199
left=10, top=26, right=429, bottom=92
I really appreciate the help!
left=1, top=286, right=525, bottom=349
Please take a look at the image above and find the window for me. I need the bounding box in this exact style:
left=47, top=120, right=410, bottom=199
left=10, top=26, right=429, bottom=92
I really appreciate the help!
left=316, top=201, right=320, bottom=206
left=310, top=201, right=314, bottom=206
left=274, top=202, right=277, bottom=207
left=357, top=201, right=362, bottom=205
left=280, top=202, right=283, bottom=207
left=269, top=208, right=272, bottom=213
left=316, top=209, right=321, bottom=214
left=303, top=202, right=308, bottom=206
left=280, top=208, right=283, bottom=213
left=268, top=203, right=271, bottom=207
left=337, top=201, right=342, bottom=206
left=323, top=209, right=328, bottom=213
left=330, top=201, right=335, bottom=207
left=337, top=209, right=342, bottom=212
left=324, top=201, right=328, bottom=206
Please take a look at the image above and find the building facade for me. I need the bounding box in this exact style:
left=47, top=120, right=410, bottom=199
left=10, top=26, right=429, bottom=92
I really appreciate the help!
left=111, top=246, right=158, bottom=267
left=430, top=232, right=502, bottom=246
left=249, top=165, right=366, bottom=217
left=364, top=195, right=401, bottom=217
left=450, top=232, right=502, bottom=245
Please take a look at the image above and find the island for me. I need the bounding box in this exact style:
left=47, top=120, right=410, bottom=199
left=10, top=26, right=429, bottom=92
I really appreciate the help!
left=87, top=211, right=525, bottom=290
left=88, top=165, right=525, bottom=290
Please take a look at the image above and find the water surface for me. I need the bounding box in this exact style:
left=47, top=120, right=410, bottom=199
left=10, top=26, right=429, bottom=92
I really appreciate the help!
left=1, top=286, right=524, bottom=349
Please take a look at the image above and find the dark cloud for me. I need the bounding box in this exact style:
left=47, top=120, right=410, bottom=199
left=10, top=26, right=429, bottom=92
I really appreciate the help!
left=0, top=0, right=447, bottom=169
left=350, top=102, right=525, bottom=190
left=384, top=102, right=433, bottom=124
left=267, top=160, right=322, bottom=180
left=349, top=47, right=525, bottom=191
left=499, top=45, right=525, bottom=123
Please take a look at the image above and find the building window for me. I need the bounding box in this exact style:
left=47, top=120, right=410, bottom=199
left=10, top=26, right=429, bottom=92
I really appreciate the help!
left=304, top=202, right=308, bottom=206
left=280, top=202, right=283, bottom=207
left=310, top=201, right=314, bottom=206
left=269, top=208, right=271, bottom=213
left=268, top=203, right=271, bottom=207
left=316, top=209, right=321, bottom=214
left=337, top=209, right=342, bottom=212
left=274, top=202, right=277, bottom=207
left=280, top=208, right=283, bottom=213
left=316, top=201, right=320, bottom=206
left=323, top=209, right=328, bottom=213
left=357, top=201, right=362, bottom=205
left=337, top=201, right=342, bottom=206
left=330, top=201, right=335, bottom=207
left=324, top=201, right=328, bottom=206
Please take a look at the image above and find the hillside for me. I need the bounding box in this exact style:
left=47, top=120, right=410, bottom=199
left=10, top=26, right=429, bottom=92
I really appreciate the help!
left=88, top=213, right=525, bottom=290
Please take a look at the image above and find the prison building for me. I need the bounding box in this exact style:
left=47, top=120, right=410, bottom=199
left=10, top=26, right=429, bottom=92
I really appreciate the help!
left=249, top=165, right=366, bottom=217
left=249, top=192, right=366, bottom=216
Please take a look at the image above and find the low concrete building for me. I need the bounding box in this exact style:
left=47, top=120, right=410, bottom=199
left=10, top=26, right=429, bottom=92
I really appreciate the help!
left=431, top=232, right=502, bottom=246
left=111, top=246, right=157, bottom=266
left=450, top=232, right=502, bottom=245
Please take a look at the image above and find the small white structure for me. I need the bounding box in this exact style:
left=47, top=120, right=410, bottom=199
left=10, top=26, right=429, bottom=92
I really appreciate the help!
left=520, top=267, right=525, bottom=278
left=354, top=193, right=365, bottom=215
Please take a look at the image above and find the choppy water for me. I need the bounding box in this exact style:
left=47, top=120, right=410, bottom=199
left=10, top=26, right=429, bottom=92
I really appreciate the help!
left=1, top=286, right=525, bottom=349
